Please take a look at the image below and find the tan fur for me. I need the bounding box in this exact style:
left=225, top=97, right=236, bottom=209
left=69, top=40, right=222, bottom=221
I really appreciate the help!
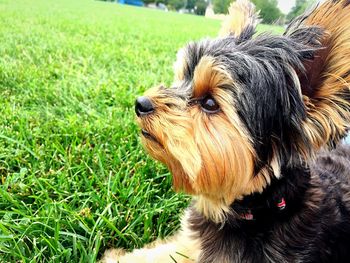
left=219, top=0, right=260, bottom=37
left=173, top=48, right=187, bottom=82
left=301, top=0, right=350, bottom=150
left=193, top=56, right=234, bottom=98
left=195, top=195, right=232, bottom=223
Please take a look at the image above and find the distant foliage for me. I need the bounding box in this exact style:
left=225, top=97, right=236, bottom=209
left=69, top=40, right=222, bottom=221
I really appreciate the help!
left=213, top=0, right=231, bottom=14
left=121, top=0, right=208, bottom=15
left=253, top=0, right=282, bottom=24
left=195, top=0, right=208, bottom=15
left=213, top=0, right=283, bottom=24
left=287, top=0, right=316, bottom=21
left=167, top=0, right=185, bottom=10
left=186, top=0, right=196, bottom=9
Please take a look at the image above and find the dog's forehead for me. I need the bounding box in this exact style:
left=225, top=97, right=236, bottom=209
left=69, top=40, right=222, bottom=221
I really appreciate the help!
left=173, top=37, right=240, bottom=94
left=173, top=34, right=307, bottom=90
left=177, top=37, right=237, bottom=74
left=172, top=36, right=283, bottom=99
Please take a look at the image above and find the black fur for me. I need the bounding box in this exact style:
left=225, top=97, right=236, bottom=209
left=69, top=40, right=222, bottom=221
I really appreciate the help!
left=170, top=6, right=350, bottom=262
left=189, top=145, right=350, bottom=263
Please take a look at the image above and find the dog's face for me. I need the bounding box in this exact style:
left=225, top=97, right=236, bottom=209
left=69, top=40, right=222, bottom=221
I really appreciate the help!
left=135, top=0, right=350, bottom=221
left=136, top=41, right=257, bottom=200
left=136, top=33, right=315, bottom=202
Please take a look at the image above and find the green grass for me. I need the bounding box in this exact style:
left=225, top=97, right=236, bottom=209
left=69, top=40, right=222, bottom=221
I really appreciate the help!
left=0, top=0, right=283, bottom=261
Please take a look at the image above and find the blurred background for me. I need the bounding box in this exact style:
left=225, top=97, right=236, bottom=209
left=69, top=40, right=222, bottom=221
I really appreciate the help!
left=101, top=0, right=320, bottom=24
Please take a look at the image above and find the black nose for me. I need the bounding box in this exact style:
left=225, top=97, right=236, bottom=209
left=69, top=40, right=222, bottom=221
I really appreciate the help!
left=135, top=96, right=154, bottom=116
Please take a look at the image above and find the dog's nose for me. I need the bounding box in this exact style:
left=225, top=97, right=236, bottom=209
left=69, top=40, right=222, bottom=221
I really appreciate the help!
left=135, top=96, right=154, bottom=116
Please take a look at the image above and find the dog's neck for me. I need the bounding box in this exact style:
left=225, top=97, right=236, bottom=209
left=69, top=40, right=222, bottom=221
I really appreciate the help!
left=193, top=164, right=311, bottom=224
left=230, top=165, right=311, bottom=224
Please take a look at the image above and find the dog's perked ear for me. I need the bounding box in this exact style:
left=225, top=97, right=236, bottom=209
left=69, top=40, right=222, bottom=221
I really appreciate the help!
left=285, top=0, right=350, bottom=151
left=219, top=0, right=260, bottom=42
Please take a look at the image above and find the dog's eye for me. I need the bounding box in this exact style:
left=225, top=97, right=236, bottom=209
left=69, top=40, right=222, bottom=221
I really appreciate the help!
left=200, top=96, right=220, bottom=113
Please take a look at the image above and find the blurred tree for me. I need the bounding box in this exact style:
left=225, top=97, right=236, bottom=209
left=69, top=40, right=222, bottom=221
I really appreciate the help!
left=287, top=0, right=316, bottom=20
left=168, top=0, right=185, bottom=10
left=253, top=0, right=282, bottom=24
left=195, top=0, right=208, bottom=15
left=186, top=0, right=196, bottom=10
left=143, top=0, right=155, bottom=4
left=213, top=0, right=231, bottom=13
left=212, top=0, right=282, bottom=24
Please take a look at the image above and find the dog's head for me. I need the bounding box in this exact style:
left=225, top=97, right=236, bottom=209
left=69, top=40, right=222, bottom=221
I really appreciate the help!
left=135, top=0, right=350, bottom=222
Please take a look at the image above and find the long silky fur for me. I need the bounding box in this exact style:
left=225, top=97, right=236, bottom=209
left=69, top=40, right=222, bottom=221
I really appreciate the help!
left=286, top=0, right=350, bottom=151
left=104, top=1, right=350, bottom=262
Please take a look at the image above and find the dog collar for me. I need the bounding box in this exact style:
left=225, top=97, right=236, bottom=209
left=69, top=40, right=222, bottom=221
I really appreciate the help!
left=239, top=197, right=286, bottom=221
left=277, top=197, right=286, bottom=210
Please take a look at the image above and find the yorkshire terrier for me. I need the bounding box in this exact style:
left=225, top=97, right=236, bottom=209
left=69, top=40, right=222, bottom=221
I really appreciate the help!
left=103, top=0, right=350, bottom=262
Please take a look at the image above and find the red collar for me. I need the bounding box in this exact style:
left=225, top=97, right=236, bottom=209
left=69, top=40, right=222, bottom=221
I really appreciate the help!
left=239, top=198, right=286, bottom=221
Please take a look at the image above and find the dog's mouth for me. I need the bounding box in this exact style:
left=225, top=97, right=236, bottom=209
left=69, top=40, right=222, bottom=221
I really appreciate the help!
left=141, top=129, right=159, bottom=144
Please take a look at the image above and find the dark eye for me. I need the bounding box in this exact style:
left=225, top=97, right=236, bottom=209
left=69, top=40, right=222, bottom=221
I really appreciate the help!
left=200, top=96, right=220, bottom=113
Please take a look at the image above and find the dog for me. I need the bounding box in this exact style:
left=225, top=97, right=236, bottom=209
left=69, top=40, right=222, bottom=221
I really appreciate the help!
left=103, top=0, right=350, bottom=262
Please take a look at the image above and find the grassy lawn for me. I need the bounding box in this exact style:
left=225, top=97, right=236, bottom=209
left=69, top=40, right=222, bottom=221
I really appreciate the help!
left=0, top=0, right=283, bottom=261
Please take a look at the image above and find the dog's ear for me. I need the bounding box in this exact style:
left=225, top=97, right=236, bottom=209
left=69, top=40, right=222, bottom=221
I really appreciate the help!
left=219, top=0, right=260, bottom=42
left=286, top=0, right=350, bottom=150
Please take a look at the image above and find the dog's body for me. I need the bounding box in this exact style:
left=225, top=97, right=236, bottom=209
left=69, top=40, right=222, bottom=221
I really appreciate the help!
left=103, top=0, right=350, bottom=262
left=188, top=145, right=350, bottom=262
